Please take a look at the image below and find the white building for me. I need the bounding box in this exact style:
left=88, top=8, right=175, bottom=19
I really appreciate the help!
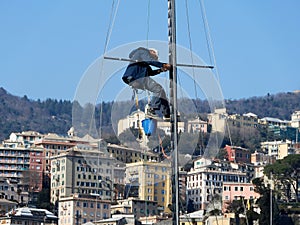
left=1, top=207, right=58, bottom=225
left=187, top=158, right=251, bottom=210
left=261, top=140, right=295, bottom=159
left=187, top=118, right=207, bottom=133
left=8, top=131, right=43, bottom=147
left=259, top=117, right=290, bottom=128
left=291, top=111, right=300, bottom=129
left=207, top=108, right=226, bottom=133
left=118, top=110, right=184, bottom=137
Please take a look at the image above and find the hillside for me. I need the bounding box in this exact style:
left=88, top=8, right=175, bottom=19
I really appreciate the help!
left=0, top=87, right=72, bottom=141
left=225, top=92, right=300, bottom=120
left=0, top=87, right=299, bottom=141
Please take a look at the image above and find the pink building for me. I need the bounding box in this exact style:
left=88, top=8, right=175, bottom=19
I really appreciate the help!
left=222, top=182, right=260, bottom=212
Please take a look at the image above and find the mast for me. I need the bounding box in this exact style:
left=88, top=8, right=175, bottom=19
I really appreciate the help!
left=168, top=1, right=180, bottom=225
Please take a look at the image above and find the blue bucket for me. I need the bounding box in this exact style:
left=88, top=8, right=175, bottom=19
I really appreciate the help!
left=142, top=118, right=157, bottom=136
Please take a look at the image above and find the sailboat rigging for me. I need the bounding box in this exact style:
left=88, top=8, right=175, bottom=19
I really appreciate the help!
left=73, top=1, right=225, bottom=224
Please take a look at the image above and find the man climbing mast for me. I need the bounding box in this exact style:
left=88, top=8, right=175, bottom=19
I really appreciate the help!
left=122, top=47, right=172, bottom=121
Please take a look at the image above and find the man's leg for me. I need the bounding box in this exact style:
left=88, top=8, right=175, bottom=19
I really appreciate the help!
left=144, top=77, right=170, bottom=116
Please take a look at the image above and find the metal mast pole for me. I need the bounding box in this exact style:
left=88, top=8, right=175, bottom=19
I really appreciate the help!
left=168, top=1, right=179, bottom=225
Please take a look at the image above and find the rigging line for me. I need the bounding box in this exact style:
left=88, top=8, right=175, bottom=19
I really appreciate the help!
left=94, top=97, right=104, bottom=220
left=146, top=0, right=151, bottom=48
left=185, top=0, right=198, bottom=100
left=198, top=0, right=221, bottom=82
left=88, top=0, right=120, bottom=137
left=103, top=0, right=121, bottom=55
left=225, top=118, right=233, bottom=146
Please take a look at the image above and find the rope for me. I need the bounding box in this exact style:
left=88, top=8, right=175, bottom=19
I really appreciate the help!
left=133, top=90, right=144, bottom=140
left=198, top=0, right=221, bottom=82
left=184, top=0, right=198, bottom=100
left=158, top=133, right=171, bottom=160
left=92, top=1, right=120, bottom=218
left=103, top=0, right=120, bottom=55
left=146, top=0, right=151, bottom=48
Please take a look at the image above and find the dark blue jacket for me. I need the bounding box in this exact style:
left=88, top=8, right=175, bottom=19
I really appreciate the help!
left=122, top=47, right=165, bottom=84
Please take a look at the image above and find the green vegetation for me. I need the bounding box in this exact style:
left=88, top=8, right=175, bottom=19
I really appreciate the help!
left=0, top=87, right=300, bottom=146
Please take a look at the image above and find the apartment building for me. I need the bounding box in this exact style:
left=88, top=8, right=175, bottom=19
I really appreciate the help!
left=34, top=133, right=77, bottom=177
left=222, top=182, right=260, bottom=212
left=259, top=117, right=290, bottom=127
left=291, top=111, right=300, bottom=129
left=0, top=178, right=28, bottom=204
left=0, top=140, right=45, bottom=200
left=8, top=131, right=43, bottom=147
left=187, top=158, right=251, bottom=210
left=251, top=151, right=275, bottom=178
left=207, top=108, right=226, bottom=133
left=111, top=197, right=159, bottom=218
left=0, top=142, right=30, bottom=180
left=224, top=145, right=251, bottom=164
left=50, top=147, right=123, bottom=205
left=227, top=112, right=259, bottom=128
left=187, top=118, right=208, bottom=133
left=106, top=143, right=159, bottom=163
left=59, top=194, right=111, bottom=225
left=125, top=161, right=172, bottom=213
left=261, top=140, right=295, bottom=159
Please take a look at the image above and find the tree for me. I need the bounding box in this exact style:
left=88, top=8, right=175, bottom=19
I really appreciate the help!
left=252, top=177, right=280, bottom=225
left=264, top=154, right=300, bottom=202
left=226, top=199, right=244, bottom=225
left=36, top=188, right=54, bottom=211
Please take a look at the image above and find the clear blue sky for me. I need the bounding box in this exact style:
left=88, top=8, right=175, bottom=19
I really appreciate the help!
left=0, top=0, right=299, bottom=102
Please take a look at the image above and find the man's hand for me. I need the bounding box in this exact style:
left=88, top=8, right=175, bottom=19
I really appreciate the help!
left=161, top=64, right=172, bottom=71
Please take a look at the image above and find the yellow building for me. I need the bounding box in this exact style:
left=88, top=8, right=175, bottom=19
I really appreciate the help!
left=125, top=161, right=172, bottom=213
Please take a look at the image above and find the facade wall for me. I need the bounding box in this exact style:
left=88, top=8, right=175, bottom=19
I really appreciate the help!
left=106, top=144, right=159, bottom=164
left=207, top=108, right=226, bottom=133
left=224, top=145, right=251, bottom=163
left=261, top=140, right=294, bottom=159
left=59, top=195, right=110, bottom=225
left=222, top=182, right=260, bottom=212
left=125, top=161, right=172, bottom=213
left=187, top=118, right=207, bottom=133
left=291, top=111, right=300, bottom=128
left=50, top=149, right=118, bottom=205
left=227, top=113, right=258, bottom=128
left=187, top=158, right=250, bottom=211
